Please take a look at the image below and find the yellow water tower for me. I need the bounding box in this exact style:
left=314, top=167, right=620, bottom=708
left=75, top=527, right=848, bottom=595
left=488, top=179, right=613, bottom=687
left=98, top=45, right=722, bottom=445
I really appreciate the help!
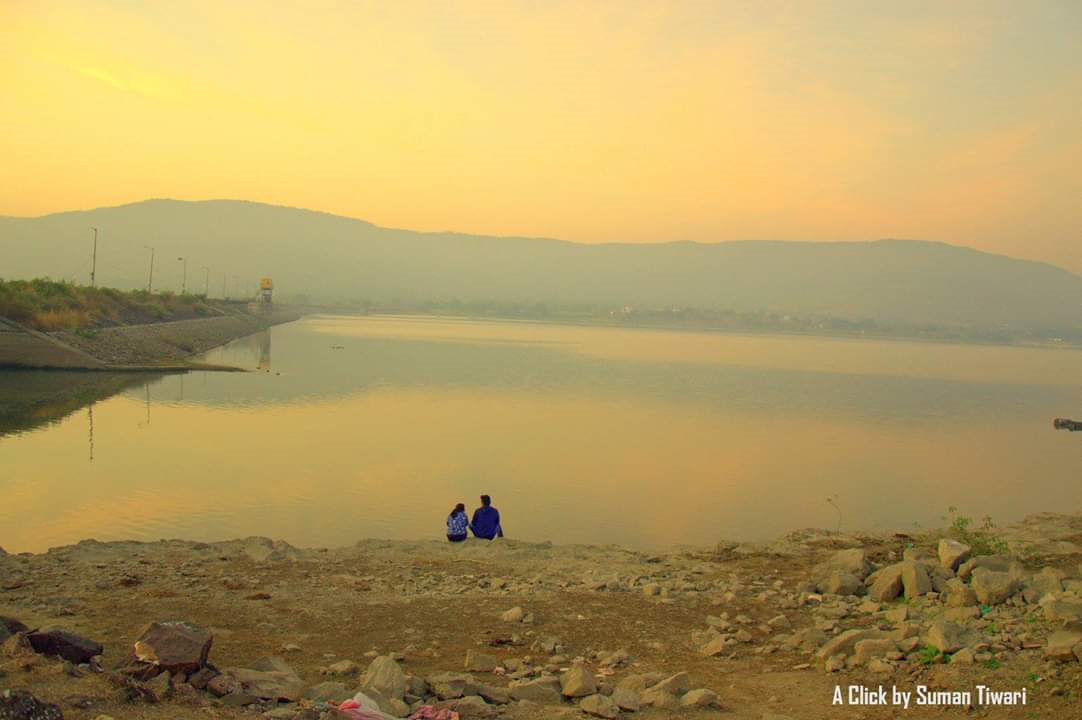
left=259, top=277, right=273, bottom=305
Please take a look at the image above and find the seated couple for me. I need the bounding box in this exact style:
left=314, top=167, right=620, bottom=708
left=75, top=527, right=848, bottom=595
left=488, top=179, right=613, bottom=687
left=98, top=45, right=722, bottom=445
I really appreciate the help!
left=447, top=494, right=503, bottom=542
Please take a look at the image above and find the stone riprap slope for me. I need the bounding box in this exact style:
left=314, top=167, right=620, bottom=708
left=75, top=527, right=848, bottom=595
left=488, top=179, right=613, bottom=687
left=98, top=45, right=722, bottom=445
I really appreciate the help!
left=51, top=309, right=301, bottom=367
left=2, top=513, right=1082, bottom=719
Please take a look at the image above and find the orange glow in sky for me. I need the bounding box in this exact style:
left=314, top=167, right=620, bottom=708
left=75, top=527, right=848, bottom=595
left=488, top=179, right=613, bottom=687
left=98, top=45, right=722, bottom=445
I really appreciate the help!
left=2, top=1, right=1081, bottom=269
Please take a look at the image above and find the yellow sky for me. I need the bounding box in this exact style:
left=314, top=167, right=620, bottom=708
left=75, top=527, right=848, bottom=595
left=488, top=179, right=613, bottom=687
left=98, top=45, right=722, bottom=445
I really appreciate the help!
left=2, top=1, right=1081, bottom=269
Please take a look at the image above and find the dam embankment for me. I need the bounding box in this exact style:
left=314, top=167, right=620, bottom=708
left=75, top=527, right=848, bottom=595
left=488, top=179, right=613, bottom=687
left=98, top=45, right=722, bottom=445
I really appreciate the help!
left=0, top=307, right=302, bottom=370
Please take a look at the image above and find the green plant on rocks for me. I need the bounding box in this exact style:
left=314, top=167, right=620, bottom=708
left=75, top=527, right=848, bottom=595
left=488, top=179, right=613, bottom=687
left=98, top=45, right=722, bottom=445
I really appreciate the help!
left=917, top=646, right=942, bottom=665
left=942, top=507, right=1009, bottom=556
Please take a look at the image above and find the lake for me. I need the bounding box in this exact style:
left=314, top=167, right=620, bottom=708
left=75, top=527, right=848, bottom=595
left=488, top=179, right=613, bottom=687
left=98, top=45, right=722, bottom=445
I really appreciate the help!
left=2, top=315, right=1080, bottom=553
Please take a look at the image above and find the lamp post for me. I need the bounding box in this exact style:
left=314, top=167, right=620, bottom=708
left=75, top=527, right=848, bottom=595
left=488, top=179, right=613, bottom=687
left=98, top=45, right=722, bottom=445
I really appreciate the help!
left=178, top=257, right=187, bottom=294
left=144, top=246, right=155, bottom=292
left=90, top=227, right=98, bottom=287
left=202, top=266, right=210, bottom=298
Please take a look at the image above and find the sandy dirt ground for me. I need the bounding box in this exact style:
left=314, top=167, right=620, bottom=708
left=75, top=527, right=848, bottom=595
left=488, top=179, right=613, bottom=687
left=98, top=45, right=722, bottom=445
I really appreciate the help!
left=3, top=514, right=1082, bottom=720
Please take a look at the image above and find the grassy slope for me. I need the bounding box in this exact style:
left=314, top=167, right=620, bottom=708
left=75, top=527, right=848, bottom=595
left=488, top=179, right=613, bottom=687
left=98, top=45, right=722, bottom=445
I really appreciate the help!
left=0, top=278, right=227, bottom=331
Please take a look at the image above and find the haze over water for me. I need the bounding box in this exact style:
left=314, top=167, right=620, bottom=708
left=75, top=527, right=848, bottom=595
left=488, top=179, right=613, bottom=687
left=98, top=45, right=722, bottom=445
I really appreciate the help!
left=2, top=315, right=1081, bottom=553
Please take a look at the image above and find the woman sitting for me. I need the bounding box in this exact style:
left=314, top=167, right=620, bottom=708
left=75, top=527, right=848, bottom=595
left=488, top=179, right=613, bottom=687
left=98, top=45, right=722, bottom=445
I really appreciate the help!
left=447, top=503, right=469, bottom=542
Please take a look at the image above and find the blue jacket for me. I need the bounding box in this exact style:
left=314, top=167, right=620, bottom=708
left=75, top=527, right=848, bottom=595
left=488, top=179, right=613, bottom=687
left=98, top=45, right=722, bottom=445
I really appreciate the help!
left=470, top=506, right=503, bottom=539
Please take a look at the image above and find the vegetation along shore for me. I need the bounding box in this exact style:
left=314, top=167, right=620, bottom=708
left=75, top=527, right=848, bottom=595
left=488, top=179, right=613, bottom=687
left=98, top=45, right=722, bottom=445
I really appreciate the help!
left=0, top=279, right=302, bottom=370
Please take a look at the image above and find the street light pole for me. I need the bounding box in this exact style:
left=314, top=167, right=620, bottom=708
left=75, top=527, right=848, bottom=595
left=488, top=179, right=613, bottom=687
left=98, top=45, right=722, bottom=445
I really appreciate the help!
left=202, top=266, right=210, bottom=298
left=90, top=227, right=98, bottom=287
left=178, top=257, right=187, bottom=294
left=144, top=246, right=155, bottom=292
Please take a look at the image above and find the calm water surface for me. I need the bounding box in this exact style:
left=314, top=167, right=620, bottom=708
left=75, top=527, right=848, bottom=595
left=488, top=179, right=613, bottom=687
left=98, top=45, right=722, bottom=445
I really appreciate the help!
left=2, top=315, right=1080, bottom=552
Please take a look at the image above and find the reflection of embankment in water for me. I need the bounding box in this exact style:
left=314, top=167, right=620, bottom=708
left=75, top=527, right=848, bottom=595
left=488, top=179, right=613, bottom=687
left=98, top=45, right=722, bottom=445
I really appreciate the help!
left=0, top=370, right=165, bottom=439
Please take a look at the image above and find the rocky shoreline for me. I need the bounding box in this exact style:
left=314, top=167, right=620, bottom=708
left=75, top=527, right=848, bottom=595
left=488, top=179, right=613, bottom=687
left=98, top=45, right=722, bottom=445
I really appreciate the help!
left=2, top=513, right=1082, bottom=719
left=51, top=307, right=303, bottom=368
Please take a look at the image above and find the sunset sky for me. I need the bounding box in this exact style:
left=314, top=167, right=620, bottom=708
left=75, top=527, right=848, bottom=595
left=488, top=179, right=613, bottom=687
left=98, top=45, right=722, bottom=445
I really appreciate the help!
left=3, top=1, right=1081, bottom=270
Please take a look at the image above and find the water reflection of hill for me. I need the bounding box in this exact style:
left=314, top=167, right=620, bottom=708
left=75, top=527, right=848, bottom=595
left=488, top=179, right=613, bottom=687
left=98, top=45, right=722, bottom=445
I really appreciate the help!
left=0, top=371, right=163, bottom=438
left=184, top=325, right=1075, bottom=427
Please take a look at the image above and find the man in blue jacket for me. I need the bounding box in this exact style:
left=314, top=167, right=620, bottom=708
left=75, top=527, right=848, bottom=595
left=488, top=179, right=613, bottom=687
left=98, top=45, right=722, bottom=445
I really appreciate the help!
left=470, top=494, right=503, bottom=540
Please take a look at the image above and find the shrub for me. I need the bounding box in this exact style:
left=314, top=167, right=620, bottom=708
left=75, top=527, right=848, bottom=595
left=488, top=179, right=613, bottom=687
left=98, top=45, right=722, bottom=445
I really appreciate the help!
left=943, top=507, right=1009, bottom=556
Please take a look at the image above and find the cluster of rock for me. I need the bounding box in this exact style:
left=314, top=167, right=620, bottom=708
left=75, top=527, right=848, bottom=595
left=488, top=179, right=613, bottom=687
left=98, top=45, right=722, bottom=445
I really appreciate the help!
left=1, top=609, right=720, bottom=720
left=795, top=539, right=1082, bottom=671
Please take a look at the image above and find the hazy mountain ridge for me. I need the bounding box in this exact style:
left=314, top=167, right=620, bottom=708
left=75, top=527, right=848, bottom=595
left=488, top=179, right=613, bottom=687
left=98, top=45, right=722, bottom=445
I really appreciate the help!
left=2, top=199, right=1081, bottom=333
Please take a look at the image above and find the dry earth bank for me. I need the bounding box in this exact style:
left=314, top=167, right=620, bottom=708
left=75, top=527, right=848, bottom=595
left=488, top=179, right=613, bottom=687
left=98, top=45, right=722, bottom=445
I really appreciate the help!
left=3, top=513, right=1082, bottom=719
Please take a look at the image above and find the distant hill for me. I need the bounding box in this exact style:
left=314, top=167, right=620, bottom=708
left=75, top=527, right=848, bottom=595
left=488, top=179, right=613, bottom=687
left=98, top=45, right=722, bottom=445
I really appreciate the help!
left=2, top=198, right=1081, bottom=334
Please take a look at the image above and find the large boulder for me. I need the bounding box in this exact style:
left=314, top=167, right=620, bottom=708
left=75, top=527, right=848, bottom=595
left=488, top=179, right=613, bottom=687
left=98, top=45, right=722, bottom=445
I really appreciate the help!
left=922, top=621, right=967, bottom=654
left=1044, top=628, right=1082, bottom=662
left=866, top=564, right=904, bottom=602
left=681, top=688, right=720, bottom=708
left=428, top=672, right=477, bottom=700
left=970, top=568, right=1019, bottom=606
left=1042, top=598, right=1082, bottom=623
left=818, top=571, right=863, bottom=597
left=361, top=656, right=408, bottom=700
left=132, top=621, right=213, bottom=675
left=580, top=693, right=619, bottom=718
left=0, top=689, right=63, bottom=720
left=27, top=627, right=103, bottom=664
left=943, top=578, right=978, bottom=607
left=225, top=657, right=305, bottom=701
left=560, top=663, right=598, bottom=697
left=957, top=555, right=1019, bottom=581
left=937, top=539, right=971, bottom=571
left=901, top=561, right=933, bottom=599
left=1029, top=568, right=1065, bottom=597
left=815, top=549, right=872, bottom=582
left=852, top=639, right=898, bottom=666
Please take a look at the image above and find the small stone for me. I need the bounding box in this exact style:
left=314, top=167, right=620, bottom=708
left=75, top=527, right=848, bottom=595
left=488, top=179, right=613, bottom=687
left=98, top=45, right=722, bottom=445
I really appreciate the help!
left=303, top=681, right=350, bottom=704
left=580, top=693, right=619, bottom=718
left=327, top=659, right=359, bottom=675
left=560, top=663, right=598, bottom=697
left=646, top=672, right=690, bottom=695
left=950, top=648, right=975, bottom=665
left=824, top=653, right=846, bottom=673
left=145, top=671, right=173, bottom=702
left=500, top=607, right=525, bottom=623
left=612, top=687, right=641, bottom=711
left=0, top=690, right=64, bottom=720
left=767, top=614, right=791, bottom=630
left=867, top=658, right=892, bottom=673
left=884, top=607, right=908, bottom=623
left=680, top=688, right=719, bottom=708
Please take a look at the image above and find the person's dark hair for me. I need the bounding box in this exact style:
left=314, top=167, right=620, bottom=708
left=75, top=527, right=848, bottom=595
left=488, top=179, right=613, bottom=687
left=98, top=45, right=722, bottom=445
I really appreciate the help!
left=451, top=502, right=465, bottom=516
left=480, top=495, right=491, bottom=507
